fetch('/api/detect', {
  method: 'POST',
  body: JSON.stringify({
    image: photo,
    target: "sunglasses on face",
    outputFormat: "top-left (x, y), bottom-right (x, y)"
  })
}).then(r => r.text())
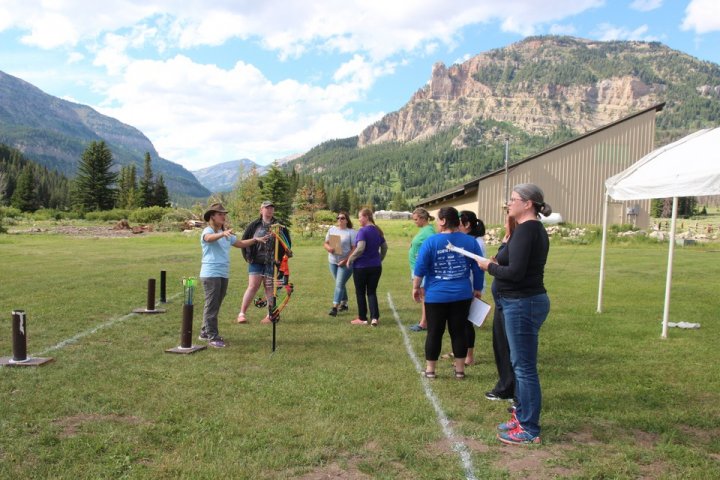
top-left (337, 216), bottom-right (346, 220)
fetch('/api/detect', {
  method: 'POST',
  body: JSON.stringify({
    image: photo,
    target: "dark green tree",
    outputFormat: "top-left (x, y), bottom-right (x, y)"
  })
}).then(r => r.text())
top-left (152, 174), bottom-right (170, 207)
top-left (116, 164), bottom-right (138, 209)
top-left (138, 152), bottom-right (154, 208)
top-left (72, 141), bottom-right (117, 211)
top-left (10, 167), bottom-right (38, 212)
top-left (261, 162), bottom-right (292, 225)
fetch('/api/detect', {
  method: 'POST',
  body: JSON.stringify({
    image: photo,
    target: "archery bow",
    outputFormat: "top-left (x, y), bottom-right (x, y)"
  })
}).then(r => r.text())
top-left (254, 223), bottom-right (293, 324)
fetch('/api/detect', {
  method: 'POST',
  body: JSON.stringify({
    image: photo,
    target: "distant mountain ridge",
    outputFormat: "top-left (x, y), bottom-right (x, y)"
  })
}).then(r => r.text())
top-left (0, 70), bottom-right (210, 199)
top-left (192, 159), bottom-right (260, 193)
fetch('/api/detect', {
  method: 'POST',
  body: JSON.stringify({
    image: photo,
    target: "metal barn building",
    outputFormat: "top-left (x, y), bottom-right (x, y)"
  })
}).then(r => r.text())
top-left (416, 103), bottom-right (665, 228)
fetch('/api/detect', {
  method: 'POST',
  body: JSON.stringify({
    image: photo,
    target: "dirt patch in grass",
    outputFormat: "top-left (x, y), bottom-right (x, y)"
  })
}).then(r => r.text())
top-left (292, 461), bottom-right (373, 480)
top-left (53, 413), bottom-right (147, 438)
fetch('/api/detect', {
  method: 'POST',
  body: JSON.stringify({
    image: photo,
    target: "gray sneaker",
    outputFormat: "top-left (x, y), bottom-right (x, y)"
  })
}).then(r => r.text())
top-left (208, 337), bottom-right (226, 348)
top-left (198, 332), bottom-right (209, 341)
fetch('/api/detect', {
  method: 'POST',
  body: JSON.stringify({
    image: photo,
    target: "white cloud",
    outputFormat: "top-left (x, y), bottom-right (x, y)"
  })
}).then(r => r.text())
top-left (682, 0), bottom-right (720, 33)
top-left (67, 52), bottom-right (85, 64)
top-left (630, 0), bottom-right (662, 12)
top-left (95, 55), bottom-right (384, 168)
top-left (593, 23), bottom-right (658, 42)
top-left (549, 23), bottom-right (577, 35)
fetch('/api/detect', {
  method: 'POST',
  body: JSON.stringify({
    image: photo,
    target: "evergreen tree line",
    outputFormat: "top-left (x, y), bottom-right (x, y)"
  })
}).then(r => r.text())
top-left (0, 141), bottom-right (169, 213)
top-left (0, 143), bottom-right (71, 211)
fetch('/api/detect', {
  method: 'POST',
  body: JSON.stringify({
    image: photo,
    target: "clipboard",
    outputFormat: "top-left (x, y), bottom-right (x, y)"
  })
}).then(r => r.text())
top-left (328, 234), bottom-right (342, 254)
top-left (468, 298), bottom-right (491, 327)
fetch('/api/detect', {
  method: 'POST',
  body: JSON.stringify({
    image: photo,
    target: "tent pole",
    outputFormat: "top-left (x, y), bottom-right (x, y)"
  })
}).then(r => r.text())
top-left (597, 192), bottom-right (610, 313)
top-left (661, 197), bottom-right (678, 339)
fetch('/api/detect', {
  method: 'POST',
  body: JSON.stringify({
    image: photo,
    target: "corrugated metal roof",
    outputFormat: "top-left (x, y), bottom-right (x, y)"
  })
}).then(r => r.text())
top-left (418, 103), bottom-right (665, 206)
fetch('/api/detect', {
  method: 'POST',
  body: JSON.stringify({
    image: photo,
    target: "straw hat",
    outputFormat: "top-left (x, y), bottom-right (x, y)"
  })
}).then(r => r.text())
top-left (203, 203), bottom-right (228, 222)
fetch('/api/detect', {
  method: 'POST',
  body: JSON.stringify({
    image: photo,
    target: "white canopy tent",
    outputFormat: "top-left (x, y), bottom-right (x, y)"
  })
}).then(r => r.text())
top-left (597, 127), bottom-right (720, 338)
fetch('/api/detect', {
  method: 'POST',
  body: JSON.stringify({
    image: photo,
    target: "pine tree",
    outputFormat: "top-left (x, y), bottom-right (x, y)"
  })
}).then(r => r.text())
top-left (138, 152), bottom-right (154, 208)
top-left (116, 164), bottom-right (138, 209)
top-left (11, 167), bottom-right (38, 212)
top-left (230, 167), bottom-right (264, 228)
top-left (72, 141), bottom-right (117, 211)
top-left (261, 162), bottom-right (292, 225)
top-left (152, 175), bottom-right (170, 207)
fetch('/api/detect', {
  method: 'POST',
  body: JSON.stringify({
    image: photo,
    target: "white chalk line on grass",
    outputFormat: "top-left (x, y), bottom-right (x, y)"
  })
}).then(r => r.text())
top-left (33, 292), bottom-right (183, 356)
top-left (387, 292), bottom-right (478, 480)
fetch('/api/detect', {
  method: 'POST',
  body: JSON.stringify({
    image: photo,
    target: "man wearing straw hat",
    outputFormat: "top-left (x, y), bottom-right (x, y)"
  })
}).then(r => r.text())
top-left (199, 203), bottom-right (269, 347)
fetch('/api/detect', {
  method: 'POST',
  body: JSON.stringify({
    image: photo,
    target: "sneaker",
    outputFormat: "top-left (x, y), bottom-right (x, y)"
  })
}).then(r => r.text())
top-left (339, 304), bottom-right (349, 312)
top-left (208, 337), bottom-right (226, 348)
top-left (328, 307), bottom-right (338, 317)
top-left (497, 412), bottom-right (519, 432)
top-left (497, 426), bottom-right (541, 445)
top-left (409, 324), bottom-right (426, 332)
top-left (370, 319), bottom-right (378, 327)
top-left (198, 332), bottom-right (209, 341)
top-left (485, 391), bottom-right (513, 401)
top-left (350, 318), bottom-right (368, 325)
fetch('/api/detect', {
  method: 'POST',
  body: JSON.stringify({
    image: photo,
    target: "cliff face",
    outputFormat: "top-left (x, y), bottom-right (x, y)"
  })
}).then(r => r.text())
top-left (358, 36), bottom-right (718, 147)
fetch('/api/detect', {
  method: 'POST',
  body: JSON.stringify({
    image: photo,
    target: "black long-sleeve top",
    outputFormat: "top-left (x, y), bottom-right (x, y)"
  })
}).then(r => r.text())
top-left (488, 220), bottom-right (549, 298)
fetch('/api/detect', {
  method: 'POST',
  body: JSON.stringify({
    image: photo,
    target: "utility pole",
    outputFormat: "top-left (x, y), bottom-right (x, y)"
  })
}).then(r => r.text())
top-left (503, 136), bottom-right (510, 205)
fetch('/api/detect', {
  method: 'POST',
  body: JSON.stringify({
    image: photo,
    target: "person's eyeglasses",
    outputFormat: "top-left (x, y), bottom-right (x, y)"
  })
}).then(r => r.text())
top-left (508, 197), bottom-right (525, 204)
top-left (337, 216), bottom-right (346, 220)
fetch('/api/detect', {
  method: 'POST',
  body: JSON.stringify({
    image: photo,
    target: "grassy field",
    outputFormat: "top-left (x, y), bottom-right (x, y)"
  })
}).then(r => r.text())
top-left (0, 223), bottom-right (719, 479)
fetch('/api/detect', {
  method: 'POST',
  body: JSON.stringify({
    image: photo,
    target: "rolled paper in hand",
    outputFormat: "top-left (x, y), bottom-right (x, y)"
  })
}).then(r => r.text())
top-left (445, 241), bottom-right (489, 263)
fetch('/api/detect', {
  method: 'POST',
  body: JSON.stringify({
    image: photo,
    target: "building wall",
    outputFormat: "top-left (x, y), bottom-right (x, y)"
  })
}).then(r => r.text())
top-left (423, 108), bottom-right (658, 227)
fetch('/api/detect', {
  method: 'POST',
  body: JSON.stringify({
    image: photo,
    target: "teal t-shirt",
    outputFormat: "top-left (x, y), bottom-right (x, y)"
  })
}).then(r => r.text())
top-left (409, 224), bottom-right (435, 271)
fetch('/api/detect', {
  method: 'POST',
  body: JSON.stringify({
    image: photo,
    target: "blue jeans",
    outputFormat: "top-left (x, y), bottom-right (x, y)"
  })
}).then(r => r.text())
top-left (498, 293), bottom-right (550, 437)
top-left (329, 263), bottom-right (353, 305)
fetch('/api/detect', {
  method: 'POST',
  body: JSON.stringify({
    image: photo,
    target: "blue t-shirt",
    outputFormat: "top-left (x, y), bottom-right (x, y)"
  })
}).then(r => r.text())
top-left (414, 231), bottom-right (485, 303)
top-left (199, 226), bottom-right (237, 278)
top-left (354, 225), bottom-right (385, 269)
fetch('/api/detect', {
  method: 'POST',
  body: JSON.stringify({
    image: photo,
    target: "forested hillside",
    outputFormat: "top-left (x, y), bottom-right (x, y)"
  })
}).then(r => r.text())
top-left (292, 120), bottom-right (575, 207)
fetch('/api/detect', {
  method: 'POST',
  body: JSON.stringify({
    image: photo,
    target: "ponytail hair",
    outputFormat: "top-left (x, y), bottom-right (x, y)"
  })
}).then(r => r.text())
top-left (460, 210), bottom-right (485, 237)
top-left (359, 207), bottom-right (383, 237)
top-left (513, 183), bottom-right (553, 218)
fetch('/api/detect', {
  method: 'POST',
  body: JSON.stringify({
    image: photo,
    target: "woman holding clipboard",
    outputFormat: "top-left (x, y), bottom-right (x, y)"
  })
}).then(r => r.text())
top-left (323, 210), bottom-right (357, 317)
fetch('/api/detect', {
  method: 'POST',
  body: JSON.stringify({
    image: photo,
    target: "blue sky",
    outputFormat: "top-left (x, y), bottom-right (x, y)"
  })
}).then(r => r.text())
top-left (0, 0), bottom-right (718, 170)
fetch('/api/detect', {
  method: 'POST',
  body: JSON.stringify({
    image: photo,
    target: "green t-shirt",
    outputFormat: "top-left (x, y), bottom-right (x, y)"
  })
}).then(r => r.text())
top-left (409, 224), bottom-right (435, 271)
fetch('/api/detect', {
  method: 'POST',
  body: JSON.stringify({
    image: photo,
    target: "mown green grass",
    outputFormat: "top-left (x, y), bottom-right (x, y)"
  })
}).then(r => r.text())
top-left (0, 226), bottom-right (718, 479)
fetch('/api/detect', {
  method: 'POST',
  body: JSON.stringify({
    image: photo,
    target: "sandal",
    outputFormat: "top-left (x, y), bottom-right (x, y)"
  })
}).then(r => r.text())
top-left (454, 370), bottom-right (466, 380)
top-left (423, 371), bottom-right (436, 379)
top-left (236, 313), bottom-right (248, 324)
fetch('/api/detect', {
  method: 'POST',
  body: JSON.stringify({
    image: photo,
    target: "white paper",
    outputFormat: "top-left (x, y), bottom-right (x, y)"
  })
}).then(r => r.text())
top-left (468, 298), bottom-right (491, 327)
top-left (446, 241), bottom-right (488, 263)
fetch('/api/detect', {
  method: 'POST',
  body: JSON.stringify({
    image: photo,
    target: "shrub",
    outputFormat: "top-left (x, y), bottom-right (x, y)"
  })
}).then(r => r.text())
top-left (129, 206), bottom-right (171, 224)
top-left (156, 208), bottom-right (195, 232)
top-left (314, 210), bottom-right (336, 223)
top-left (0, 206), bottom-right (23, 219)
top-left (31, 208), bottom-right (64, 221)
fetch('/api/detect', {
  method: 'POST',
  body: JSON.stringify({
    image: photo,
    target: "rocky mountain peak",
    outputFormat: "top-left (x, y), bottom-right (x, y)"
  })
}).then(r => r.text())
top-left (358, 36), bottom-right (714, 148)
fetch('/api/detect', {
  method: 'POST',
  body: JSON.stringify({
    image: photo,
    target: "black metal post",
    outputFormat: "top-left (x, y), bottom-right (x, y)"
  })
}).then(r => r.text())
top-left (12, 310), bottom-right (27, 362)
top-left (160, 271), bottom-right (167, 303)
top-left (180, 304), bottom-right (193, 349)
top-left (146, 278), bottom-right (156, 311)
